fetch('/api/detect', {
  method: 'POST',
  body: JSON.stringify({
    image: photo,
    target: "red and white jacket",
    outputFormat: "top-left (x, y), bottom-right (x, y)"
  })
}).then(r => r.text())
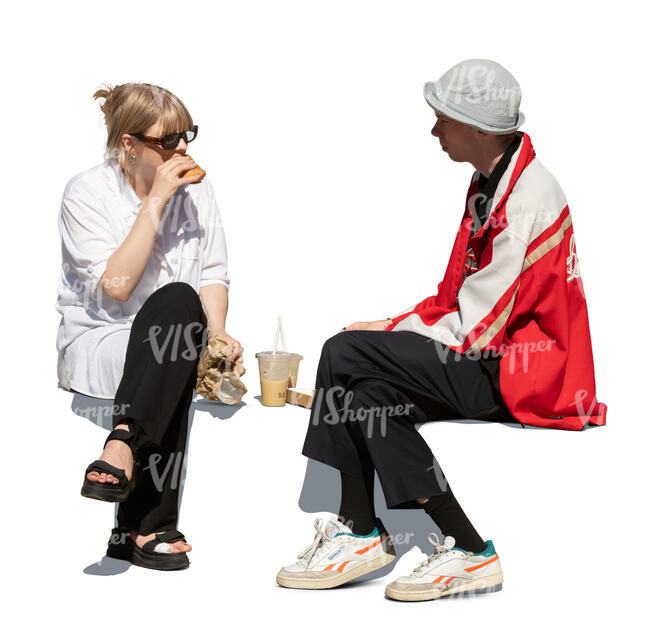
top-left (386, 132), bottom-right (607, 431)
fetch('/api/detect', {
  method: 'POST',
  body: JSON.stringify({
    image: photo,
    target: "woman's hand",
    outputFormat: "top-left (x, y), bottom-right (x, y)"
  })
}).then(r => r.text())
top-left (214, 331), bottom-right (243, 363)
top-left (339, 319), bottom-right (392, 333)
top-left (147, 155), bottom-right (201, 209)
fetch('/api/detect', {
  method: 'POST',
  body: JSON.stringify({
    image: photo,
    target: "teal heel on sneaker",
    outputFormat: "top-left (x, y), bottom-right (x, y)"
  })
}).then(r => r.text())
top-left (385, 533), bottom-right (504, 602)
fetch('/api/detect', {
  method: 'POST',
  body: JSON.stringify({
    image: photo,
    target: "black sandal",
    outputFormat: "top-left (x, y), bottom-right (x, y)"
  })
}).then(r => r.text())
top-left (133, 529), bottom-right (190, 570)
top-left (105, 528), bottom-right (190, 570)
top-left (81, 428), bottom-right (137, 503)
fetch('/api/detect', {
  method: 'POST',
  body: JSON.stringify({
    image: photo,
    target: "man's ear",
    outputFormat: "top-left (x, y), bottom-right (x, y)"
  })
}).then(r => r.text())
top-left (471, 129), bottom-right (490, 149)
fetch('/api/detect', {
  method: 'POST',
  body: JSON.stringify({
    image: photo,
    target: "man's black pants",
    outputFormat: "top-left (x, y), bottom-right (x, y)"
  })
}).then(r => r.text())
top-left (302, 329), bottom-right (515, 509)
top-left (112, 282), bottom-right (207, 535)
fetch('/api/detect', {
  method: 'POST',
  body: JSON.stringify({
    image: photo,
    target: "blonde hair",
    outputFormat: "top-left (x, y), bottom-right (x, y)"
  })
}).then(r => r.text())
top-left (93, 82), bottom-right (194, 175)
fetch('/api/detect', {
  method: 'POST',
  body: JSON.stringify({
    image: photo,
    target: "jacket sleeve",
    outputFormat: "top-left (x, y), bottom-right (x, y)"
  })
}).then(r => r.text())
top-left (387, 279), bottom-right (444, 326)
top-left (387, 204), bottom-right (535, 354)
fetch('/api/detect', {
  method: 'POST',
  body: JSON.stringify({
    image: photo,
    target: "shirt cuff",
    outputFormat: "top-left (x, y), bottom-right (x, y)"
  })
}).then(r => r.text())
top-left (87, 259), bottom-right (109, 304)
top-left (199, 279), bottom-right (230, 291)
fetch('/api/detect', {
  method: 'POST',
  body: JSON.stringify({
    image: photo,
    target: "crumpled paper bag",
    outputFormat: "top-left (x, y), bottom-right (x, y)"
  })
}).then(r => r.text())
top-left (195, 334), bottom-right (247, 404)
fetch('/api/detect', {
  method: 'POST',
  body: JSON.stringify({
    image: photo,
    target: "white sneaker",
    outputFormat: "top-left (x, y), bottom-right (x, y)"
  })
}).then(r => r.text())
top-left (385, 533), bottom-right (503, 602)
top-left (276, 516), bottom-right (396, 589)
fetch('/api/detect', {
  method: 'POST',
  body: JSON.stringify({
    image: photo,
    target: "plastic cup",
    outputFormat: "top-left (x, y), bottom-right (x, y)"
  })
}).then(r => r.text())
top-left (255, 351), bottom-right (292, 406)
top-left (287, 353), bottom-right (303, 388)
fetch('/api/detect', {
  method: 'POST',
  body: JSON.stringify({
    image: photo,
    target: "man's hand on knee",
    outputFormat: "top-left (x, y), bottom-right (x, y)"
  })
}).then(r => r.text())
top-left (340, 319), bottom-right (392, 333)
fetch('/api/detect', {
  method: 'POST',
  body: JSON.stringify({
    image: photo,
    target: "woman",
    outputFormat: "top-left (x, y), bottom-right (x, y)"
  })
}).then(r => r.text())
top-left (56, 82), bottom-right (242, 570)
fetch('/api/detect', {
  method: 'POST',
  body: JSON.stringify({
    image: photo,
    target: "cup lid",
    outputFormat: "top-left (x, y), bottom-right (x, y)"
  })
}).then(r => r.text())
top-left (255, 351), bottom-right (293, 359)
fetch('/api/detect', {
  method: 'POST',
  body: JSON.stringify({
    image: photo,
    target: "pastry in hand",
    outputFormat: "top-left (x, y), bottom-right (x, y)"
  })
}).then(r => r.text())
top-left (182, 156), bottom-right (206, 182)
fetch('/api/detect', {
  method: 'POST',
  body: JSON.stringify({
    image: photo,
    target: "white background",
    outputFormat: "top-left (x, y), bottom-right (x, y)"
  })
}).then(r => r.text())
top-left (2, 1), bottom-right (646, 621)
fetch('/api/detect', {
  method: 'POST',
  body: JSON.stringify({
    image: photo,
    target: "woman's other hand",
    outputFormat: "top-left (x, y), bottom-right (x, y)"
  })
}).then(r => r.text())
top-left (218, 332), bottom-right (243, 363)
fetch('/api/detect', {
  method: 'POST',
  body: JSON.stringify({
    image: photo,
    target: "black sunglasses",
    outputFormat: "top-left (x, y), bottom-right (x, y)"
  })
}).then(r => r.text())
top-left (130, 125), bottom-right (198, 150)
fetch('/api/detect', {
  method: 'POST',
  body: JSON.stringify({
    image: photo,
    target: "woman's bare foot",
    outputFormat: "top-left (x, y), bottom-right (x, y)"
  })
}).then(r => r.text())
top-left (86, 423), bottom-right (133, 485)
top-left (131, 530), bottom-right (192, 553)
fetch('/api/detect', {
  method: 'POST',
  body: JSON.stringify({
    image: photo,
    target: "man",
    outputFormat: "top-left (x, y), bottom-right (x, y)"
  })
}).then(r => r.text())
top-left (276, 59), bottom-right (607, 602)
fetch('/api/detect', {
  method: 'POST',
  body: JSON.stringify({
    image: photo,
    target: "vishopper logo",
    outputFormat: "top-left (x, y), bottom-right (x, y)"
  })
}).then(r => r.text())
top-left (426, 456), bottom-right (449, 493)
top-left (462, 196), bottom-right (560, 235)
top-left (151, 192), bottom-right (202, 236)
top-left (569, 388), bottom-right (606, 425)
top-left (142, 451), bottom-right (186, 492)
top-left (439, 63), bottom-right (520, 118)
top-left (335, 516), bottom-right (355, 532)
top-left (466, 192), bottom-right (492, 233)
top-left (500, 338), bottom-right (557, 375)
top-left (132, 191), bottom-right (204, 237)
top-left (73, 402), bottom-right (130, 427)
top-left (335, 515), bottom-right (415, 544)
top-left (108, 530), bottom-right (129, 546)
top-left (61, 261), bottom-right (131, 308)
top-left (310, 386), bottom-right (414, 439)
top-left (148, 84), bottom-right (166, 108)
top-left (143, 322), bottom-right (208, 364)
top-left (386, 531), bottom-right (415, 545)
top-left (432, 338), bottom-right (557, 375)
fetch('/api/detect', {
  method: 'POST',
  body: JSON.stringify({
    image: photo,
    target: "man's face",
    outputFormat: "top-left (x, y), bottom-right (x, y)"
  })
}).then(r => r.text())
top-left (430, 112), bottom-right (479, 162)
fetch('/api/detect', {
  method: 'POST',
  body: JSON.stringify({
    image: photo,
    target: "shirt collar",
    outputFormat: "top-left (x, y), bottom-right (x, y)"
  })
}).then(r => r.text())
top-left (477, 131), bottom-right (523, 202)
top-left (108, 157), bottom-right (142, 214)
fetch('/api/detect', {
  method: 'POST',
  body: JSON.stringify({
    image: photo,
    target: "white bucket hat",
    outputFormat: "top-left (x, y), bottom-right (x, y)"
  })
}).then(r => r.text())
top-left (424, 59), bottom-right (525, 134)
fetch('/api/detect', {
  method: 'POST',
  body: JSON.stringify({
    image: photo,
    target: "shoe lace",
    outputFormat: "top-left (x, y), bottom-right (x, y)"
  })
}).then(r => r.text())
top-left (413, 533), bottom-right (451, 574)
top-left (297, 518), bottom-right (333, 569)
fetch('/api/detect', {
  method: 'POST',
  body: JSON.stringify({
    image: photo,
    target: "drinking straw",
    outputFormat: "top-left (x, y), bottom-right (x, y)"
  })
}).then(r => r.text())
top-left (273, 316), bottom-right (287, 354)
top-left (278, 316), bottom-right (287, 351)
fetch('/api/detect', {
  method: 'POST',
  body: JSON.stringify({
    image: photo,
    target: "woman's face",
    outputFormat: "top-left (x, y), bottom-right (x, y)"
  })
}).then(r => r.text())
top-left (122, 114), bottom-right (189, 181)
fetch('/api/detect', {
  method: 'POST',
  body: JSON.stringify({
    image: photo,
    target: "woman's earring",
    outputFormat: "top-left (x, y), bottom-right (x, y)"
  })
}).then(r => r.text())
top-left (130, 153), bottom-right (136, 164)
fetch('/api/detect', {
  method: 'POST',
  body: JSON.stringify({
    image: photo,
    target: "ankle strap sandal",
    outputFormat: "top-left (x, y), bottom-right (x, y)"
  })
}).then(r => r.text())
top-left (80, 428), bottom-right (138, 504)
top-left (130, 529), bottom-right (190, 571)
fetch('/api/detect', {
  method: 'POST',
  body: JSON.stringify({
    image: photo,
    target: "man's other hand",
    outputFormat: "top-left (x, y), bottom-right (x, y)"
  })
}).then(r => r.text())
top-left (339, 319), bottom-right (392, 333)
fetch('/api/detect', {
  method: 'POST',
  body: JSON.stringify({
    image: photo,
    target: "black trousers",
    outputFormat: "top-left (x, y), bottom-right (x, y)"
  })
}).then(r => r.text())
top-left (302, 330), bottom-right (515, 509)
top-left (112, 282), bottom-right (207, 535)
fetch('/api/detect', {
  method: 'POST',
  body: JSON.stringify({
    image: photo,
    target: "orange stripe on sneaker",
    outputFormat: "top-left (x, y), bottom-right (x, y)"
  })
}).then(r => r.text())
top-left (444, 576), bottom-right (454, 584)
top-left (323, 563), bottom-right (336, 571)
top-left (432, 576), bottom-right (445, 583)
top-left (354, 537), bottom-right (382, 555)
top-left (337, 561), bottom-right (351, 572)
top-left (464, 555), bottom-right (499, 573)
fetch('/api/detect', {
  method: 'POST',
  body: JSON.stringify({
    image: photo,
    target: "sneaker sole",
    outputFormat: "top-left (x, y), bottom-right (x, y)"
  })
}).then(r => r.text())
top-left (385, 571), bottom-right (503, 602)
top-left (277, 551), bottom-right (396, 589)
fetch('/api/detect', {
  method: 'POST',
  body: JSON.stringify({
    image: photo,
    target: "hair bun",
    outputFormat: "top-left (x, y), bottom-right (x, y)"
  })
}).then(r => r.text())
top-left (93, 83), bottom-right (116, 118)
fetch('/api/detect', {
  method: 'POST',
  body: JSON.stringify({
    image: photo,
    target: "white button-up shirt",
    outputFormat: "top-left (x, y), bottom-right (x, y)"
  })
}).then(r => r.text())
top-left (55, 157), bottom-right (229, 398)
